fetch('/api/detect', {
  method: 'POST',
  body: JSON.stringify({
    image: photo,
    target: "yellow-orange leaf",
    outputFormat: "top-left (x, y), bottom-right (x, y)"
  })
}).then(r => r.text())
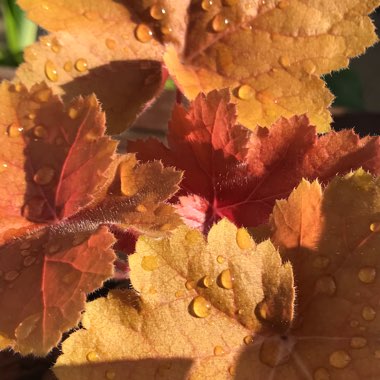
top-left (247, 170), bottom-right (380, 378)
top-left (53, 220), bottom-right (294, 379)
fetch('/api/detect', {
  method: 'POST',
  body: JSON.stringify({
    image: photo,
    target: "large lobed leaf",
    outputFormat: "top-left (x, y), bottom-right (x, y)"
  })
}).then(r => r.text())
top-left (129, 90), bottom-right (380, 233)
top-left (0, 82), bottom-right (182, 355)
top-left (54, 170), bottom-right (380, 379)
top-left (17, 0), bottom-right (380, 133)
top-left (53, 219), bottom-right (294, 379)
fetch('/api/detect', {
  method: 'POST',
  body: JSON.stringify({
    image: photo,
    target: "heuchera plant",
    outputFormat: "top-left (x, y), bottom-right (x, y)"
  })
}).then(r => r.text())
top-left (1, 1), bottom-right (380, 379)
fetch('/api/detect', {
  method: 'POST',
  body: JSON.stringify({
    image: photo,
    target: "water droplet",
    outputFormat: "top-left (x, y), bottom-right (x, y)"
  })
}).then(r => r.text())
top-left (217, 255), bottom-right (225, 264)
top-left (86, 351), bottom-right (99, 362)
top-left (160, 223), bottom-right (171, 231)
top-left (303, 60), bottom-right (316, 75)
top-left (314, 275), bottom-right (336, 296)
top-left (370, 221), bottom-right (380, 232)
top-left (135, 204), bottom-right (147, 213)
top-left (14, 83), bottom-right (23, 92)
top-left (362, 305), bottom-right (376, 321)
top-left (236, 228), bottom-right (253, 249)
top-left (47, 242), bottom-right (61, 254)
top-left (214, 345), bottom-right (224, 355)
top-left (20, 241), bottom-right (32, 250)
top-left (329, 350), bottom-right (351, 369)
top-left (374, 350), bottom-right (380, 359)
top-left (33, 166), bottom-right (55, 185)
top-left (23, 256), bottom-right (36, 267)
top-left (358, 267), bottom-right (376, 284)
top-left (141, 255), bottom-right (158, 271)
top-left (278, 0), bottom-right (289, 9)
top-left (279, 55), bottom-right (291, 68)
top-left (350, 319), bottom-right (359, 328)
top-left (350, 336), bottom-right (367, 349)
top-left (218, 269), bottom-right (234, 289)
top-left (0, 163), bottom-right (8, 173)
top-left (75, 58), bottom-right (88, 72)
top-left (243, 335), bottom-right (253, 345)
top-left (33, 125), bottom-right (48, 139)
top-left (212, 14), bottom-right (229, 32)
top-left (200, 275), bottom-right (213, 288)
top-left (27, 112), bottom-right (36, 120)
top-left (256, 90), bottom-right (274, 104)
top-left (7, 123), bottom-right (23, 138)
top-left (105, 370), bottom-right (116, 380)
top-left (228, 365), bottom-right (236, 376)
top-left (185, 280), bottom-right (195, 290)
top-left (34, 88), bottom-right (51, 102)
top-left (16, 313), bottom-right (41, 340)
top-left (44, 60), bottom-right (59, 82)
top-left (223, 0), bottom-right (238, 6)
top-left (5, 270), bottom-right (19, 281)
top-left (135, 24), bottom-right (153, 43)
top-left (237, 84), bottom-right (255, 100)
top-left (66, 108), bottom-right (78, 121)
top-left (105, 38), bottom-right (116, 50)
top-left (160, 25), bottom-right (172, 36)
top-left (313, 255), bottom-right (330, 269)
top-left (175, 290), bottom-right (184, 298)
top-left (63, 61), bottom-right (73, 72)
top-left (313, 367), bottom-right (330, 380)
top-left (23, 197), bottom-right (45, 218)
top-left (51, 38), bottom-right (61, 53)
top-left (189, 296), bottom-right (211, 318)
top-left (259, 337), bottom-right (292, 367)
top-left (150, 5), bottom-right (166, 20)
top-left (201, 0), bottom-right (213, 11)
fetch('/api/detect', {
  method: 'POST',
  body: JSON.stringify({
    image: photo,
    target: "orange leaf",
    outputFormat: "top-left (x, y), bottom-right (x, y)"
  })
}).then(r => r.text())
top-left (0, 82), bottom-right (182, 355)
top-left (53, 220), bottom-right (294, 379)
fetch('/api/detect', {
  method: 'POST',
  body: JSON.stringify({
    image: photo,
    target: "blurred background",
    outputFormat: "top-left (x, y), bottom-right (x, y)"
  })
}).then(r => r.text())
top-left (0, 0), bottom-right (379, 134)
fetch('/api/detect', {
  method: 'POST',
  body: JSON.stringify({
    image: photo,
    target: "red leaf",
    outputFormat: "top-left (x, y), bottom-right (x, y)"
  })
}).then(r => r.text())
top-left (129, 90), bottom-right (380, 232)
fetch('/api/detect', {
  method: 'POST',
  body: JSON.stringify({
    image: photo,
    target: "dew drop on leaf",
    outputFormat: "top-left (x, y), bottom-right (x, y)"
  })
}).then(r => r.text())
top-left (361, 306), bottom-right (376, 321)
top-left (216, 255), bottom-right (225, 264)
top-left (135, 24), bottom-right (153, 43)
top-left (201, 0), bottom-right (213, 11)
top-left (314, 275), bottom-right (336, 296)
top-left (68, 107), bottom-right (79, 119)
top-left (0, 163), bottom-right (8, 173)
top-left (33, 166), bottom-right (55, 185)
top-left (105, 370), bottom-right (116, 380)
top-left (135, 204), bottom-right (147, 213)
top-left (200, 275), bottom-right (213, 288)
top-left (350, 336), bottom-right (367, 349)
top-left (7, 123), bottom-right (23, 138)
top-left (243, 335), bottom-right (253, 345)
top-left (27, 112), bottom-right (36, 120)
top-left (23, 256), bottom-right (36, 267)
top-left (63, 61), bottom-right (73, 72)
top-left (236, 228), bottom-right (253, 249)
top-left (279, 55), bottom-right (291, 68)
top-left (105, 38), bottom-right (116, 50)
top-left (190, 296), bottom-right (211, 318)
top-left (44, 59), bottom-right (59, 82)
top-left (175, 290), bottom-right (184, 298)
top-left (212, 14), bottom-right (230, 32)
top-left (86, 351), bottom-right (100, 362)
top-left (75, 58), bottom-right (88, 72)
top-left (34, 88), bottom-right (51, 103)
top-left (4, 270), bottom-right (19, 281)
top-left (141, 255), bottom-right (159, 271)
top-left (278, 0), bottom-right (289, 9)
top-left (228, 365), bottom-right (236, 376)
top-left (358, 267), bottom-right (376, 283)
top-left (313, 367), bottom-right (330, 380)
top-left (150, 5), bottom-right (166, 20)
top-left (51, 39), bottom-right (61, 53)
top-left (160, 24), bottom-right (172, 36)
top-left (213, 345), bottom-right (224, 356)
top-left (312, 255), bottom-right (330, 270)
top-left (185, 280), bottom-right (195, 290)
top-left (34, 125), bottom-right (48, 139)
top-left (218, 269), bottom-right (234, 289)
top-left (329, 350), bottom-right (351, 369)
top-left (237, 84), bottom-right (255, 100)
